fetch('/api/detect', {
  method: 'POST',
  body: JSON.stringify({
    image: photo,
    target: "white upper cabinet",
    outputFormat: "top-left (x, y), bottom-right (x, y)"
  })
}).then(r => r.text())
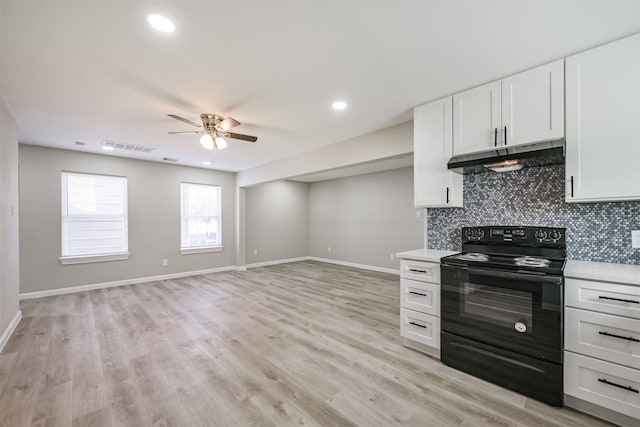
top-left (414, 97), bottom-right (463, 208)
top-left (453, 81), bottom-right (501, 155)
top-left (502, 60), bottom-right (564, 146)
top-left (565, 34), bottom-right (640, 203)
top-left (453, 60), bottom-right (564, 156)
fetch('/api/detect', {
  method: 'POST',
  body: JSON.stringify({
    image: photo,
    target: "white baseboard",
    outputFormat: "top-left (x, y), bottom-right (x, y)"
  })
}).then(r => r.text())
top-left (0, 310), bottom-right (22, 353)
top-left (20, 257), bottom-right (399, 301)
top-left (19, 265), bottom-right (239, 300)
top-left (245, 257), bottom-right (309, 269)
top-left (307, 257), bottom-right (400, 275)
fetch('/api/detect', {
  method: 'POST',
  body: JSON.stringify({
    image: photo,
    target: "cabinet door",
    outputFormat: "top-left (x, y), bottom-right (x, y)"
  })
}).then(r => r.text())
top-left (566, 34), bottom-right (640, 202)
top-left (502, 60), bottom-right (564, 146)
top-left (414, 97), bottom-right (463, 208)
top-left (453, 81), bottom-right (501, 155)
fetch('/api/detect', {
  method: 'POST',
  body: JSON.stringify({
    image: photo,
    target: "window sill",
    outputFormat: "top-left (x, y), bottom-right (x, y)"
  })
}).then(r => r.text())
top-left (180, 245), bottom-right (223, 255)
top-left (59, 252), bottom-right (130, 265)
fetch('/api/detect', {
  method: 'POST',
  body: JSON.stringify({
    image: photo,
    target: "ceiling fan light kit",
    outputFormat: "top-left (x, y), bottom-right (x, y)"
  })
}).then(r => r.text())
top-left (199, 133), bottom-right (214, 150)
top-left (168, 113), bottom-right (257, 152)
top-left (214, 135), bottom-right (228, 149)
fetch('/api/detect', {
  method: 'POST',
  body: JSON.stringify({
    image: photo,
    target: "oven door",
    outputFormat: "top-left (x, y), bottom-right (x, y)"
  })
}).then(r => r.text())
top-left (441, 264), bottom-right (563, 363)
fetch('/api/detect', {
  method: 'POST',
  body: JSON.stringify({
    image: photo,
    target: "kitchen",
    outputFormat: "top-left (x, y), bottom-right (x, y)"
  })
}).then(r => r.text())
top-left (398, 32), bottom-right (640, 426)
top-left (1, 1), bottom-right (639, 426)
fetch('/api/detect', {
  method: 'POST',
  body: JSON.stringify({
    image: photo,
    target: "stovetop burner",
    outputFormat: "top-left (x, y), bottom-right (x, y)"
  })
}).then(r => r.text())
top-left (514, 256), bottom-right (551, 268)
top-left (455, 252), bottom-right (489, 262)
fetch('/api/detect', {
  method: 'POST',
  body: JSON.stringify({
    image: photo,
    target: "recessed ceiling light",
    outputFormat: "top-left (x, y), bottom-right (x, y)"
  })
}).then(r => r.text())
top-left (332, 101), bottom-right (347, 110)
top-left (202, 161), bottom-right (212, 166)
top-left (148, 14), bottom-right (175, 33)
top-left (101, 145), bottom-right (114, 151)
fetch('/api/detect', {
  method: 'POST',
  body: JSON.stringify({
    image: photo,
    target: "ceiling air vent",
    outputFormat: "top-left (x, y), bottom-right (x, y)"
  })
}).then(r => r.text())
top-left (162, 157), bottom-right (179, 162)
top-left (101, 140), bottom-right (155, 153)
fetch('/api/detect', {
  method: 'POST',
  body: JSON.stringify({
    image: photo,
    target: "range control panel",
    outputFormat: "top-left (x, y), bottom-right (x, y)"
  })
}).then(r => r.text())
top-left (462, 226), bottom-right (566, 246)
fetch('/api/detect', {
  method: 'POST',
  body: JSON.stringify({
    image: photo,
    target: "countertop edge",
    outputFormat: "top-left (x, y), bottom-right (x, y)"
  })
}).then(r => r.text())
top-left (395, 249), bottom-right (458, 264)
top-left (564, 259), bottom-right (640, 287)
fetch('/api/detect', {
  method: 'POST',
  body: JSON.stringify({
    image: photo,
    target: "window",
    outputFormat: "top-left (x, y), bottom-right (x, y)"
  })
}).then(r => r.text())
top-left (61, 172), bottom-right (128, 264)
top-left (180, 182), bottom-right (222, 253)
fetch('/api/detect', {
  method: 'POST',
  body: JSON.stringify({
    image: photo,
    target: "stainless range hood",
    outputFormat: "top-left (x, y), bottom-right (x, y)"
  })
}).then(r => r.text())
top-left (447, 139), bottom-right (565, 174)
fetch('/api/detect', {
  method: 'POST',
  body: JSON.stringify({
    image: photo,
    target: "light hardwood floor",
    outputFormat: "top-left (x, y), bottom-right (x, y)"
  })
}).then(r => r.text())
top-left (0, 261), bottom-right (614, 427)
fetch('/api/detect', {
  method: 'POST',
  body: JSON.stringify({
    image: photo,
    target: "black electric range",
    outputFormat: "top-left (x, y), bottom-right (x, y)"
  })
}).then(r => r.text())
top-left (440, 226), bottom-right (567, 407)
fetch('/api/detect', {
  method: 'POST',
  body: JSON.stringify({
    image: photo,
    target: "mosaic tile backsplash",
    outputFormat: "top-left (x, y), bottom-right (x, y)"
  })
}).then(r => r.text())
top-left (427, 164), bottom-right (640, 265)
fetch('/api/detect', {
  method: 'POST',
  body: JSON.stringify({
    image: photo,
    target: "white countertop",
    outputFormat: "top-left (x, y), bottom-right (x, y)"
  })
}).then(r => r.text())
top-left (395, 248), bottom-right (458, 263)
top-left (565, 260), bottom-right (640, 286)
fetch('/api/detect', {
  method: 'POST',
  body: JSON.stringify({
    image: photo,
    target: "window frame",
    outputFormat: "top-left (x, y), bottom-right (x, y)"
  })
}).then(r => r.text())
top-left (59, 171), bottom-right (130, 265)
top-left (180, 182), bottom-right (223, 255)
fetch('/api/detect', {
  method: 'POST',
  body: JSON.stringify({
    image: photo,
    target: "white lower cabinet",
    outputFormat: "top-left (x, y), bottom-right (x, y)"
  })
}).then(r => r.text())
top-left (565, 352), bottom-right (640, 419)
top-left (401, 278), bottom-right (439, 316)
top-left (565, 276), bottom-right (640, 425)
top-left (565, 278), bottom-right (640, 320)
top-left (565, 307), bottom-right (640, 369)
top-left (399, 259), bottom-right (442, 358)
top-left (400, 308), bottom-right (440, 349)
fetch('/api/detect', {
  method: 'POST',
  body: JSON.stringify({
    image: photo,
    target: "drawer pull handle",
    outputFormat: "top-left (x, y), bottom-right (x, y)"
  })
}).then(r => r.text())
top-left (598, 331), bottom-right (640, 343)
top-left (409, 321), bottom-right (427, 329)
top-left (409, 291), bottom-right (428, 297)
top-left (597, 378), bottom-right (639, 394)
top-left (598, 296), bottom-right (639, 304)
top-left (408, 268), bottom-right (428, 274)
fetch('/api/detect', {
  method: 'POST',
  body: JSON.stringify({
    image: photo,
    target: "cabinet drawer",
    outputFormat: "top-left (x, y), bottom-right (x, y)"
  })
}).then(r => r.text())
top-left (565, 351), bottom-right (640, 419)
top-left (400, 259), bottom-right (440, 283)
top-left (401, 279), bottom-right (440, 316)
top-left (566, 278), bottom-right (640, 320)
top-left (400, 308), bottom-right (440, 350)
top-left (566, 307), bottom-right (640, 369)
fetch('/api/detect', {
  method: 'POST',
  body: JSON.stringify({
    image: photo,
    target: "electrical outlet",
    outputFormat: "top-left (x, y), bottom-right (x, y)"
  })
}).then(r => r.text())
top-left (253, 249), bottom-right (258, 256)
top-left (162, 259), bottom-right (168, 267)
top-left (632, 230), bottom-right (640, 249)
top-left (390, 253), bottom-right (395, 260)
top-left (328, 246), bottom-right (332, 253)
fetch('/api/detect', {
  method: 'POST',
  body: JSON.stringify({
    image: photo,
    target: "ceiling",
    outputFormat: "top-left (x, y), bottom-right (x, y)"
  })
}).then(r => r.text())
top-left (1, 1), bottom-right (639, 174)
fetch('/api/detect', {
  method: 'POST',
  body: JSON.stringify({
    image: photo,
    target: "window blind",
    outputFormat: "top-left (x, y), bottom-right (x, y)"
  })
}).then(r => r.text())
top-left (61, 172), bottom-right (128, 257)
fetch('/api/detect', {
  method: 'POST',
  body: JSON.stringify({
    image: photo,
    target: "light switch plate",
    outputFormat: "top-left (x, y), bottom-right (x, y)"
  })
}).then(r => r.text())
top-left (632, 230), bottom-right (640, 249)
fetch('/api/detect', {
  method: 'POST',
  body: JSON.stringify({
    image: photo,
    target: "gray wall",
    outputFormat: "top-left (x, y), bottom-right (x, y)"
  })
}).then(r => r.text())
top-left (19, 145), bottom-right (237, 293)
top-left (245, 180), bottom-right (309, 264)
top-left (427, 164), bottom-right (640, 264)
top-left (0, 98), bottom-right (20, 337)
top-left (308, 167), bottom-right (424, 270)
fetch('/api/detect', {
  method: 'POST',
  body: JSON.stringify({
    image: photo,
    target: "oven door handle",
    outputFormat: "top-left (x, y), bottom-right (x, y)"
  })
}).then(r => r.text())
top-left (445, 265), bottom-right (563, 285)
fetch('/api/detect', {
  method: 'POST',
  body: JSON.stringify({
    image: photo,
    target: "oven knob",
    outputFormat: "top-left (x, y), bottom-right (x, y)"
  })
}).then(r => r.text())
top-left (514, 322), bottom-right (527, 333)
top-left (477, 230), bottom-right (484, 239)
top-left (535, 230), bottom-right (547, 240)
top-left (550, 231), bottom-right (562, 241)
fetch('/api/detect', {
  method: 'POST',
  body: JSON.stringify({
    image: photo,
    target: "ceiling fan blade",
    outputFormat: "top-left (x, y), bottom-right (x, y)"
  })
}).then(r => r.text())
top-left (226, 132), bottom-right (258, 142)
top-left (167, 114), bottom-right (201, 128)
top-left (218, 117), bottom-right (241, 131)
top-left (168, 131), bottom-right (203, 134)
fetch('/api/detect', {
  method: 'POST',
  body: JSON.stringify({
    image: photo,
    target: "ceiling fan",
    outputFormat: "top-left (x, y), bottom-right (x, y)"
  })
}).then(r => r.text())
top-left (167, 113), bottom-right (258, 151)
